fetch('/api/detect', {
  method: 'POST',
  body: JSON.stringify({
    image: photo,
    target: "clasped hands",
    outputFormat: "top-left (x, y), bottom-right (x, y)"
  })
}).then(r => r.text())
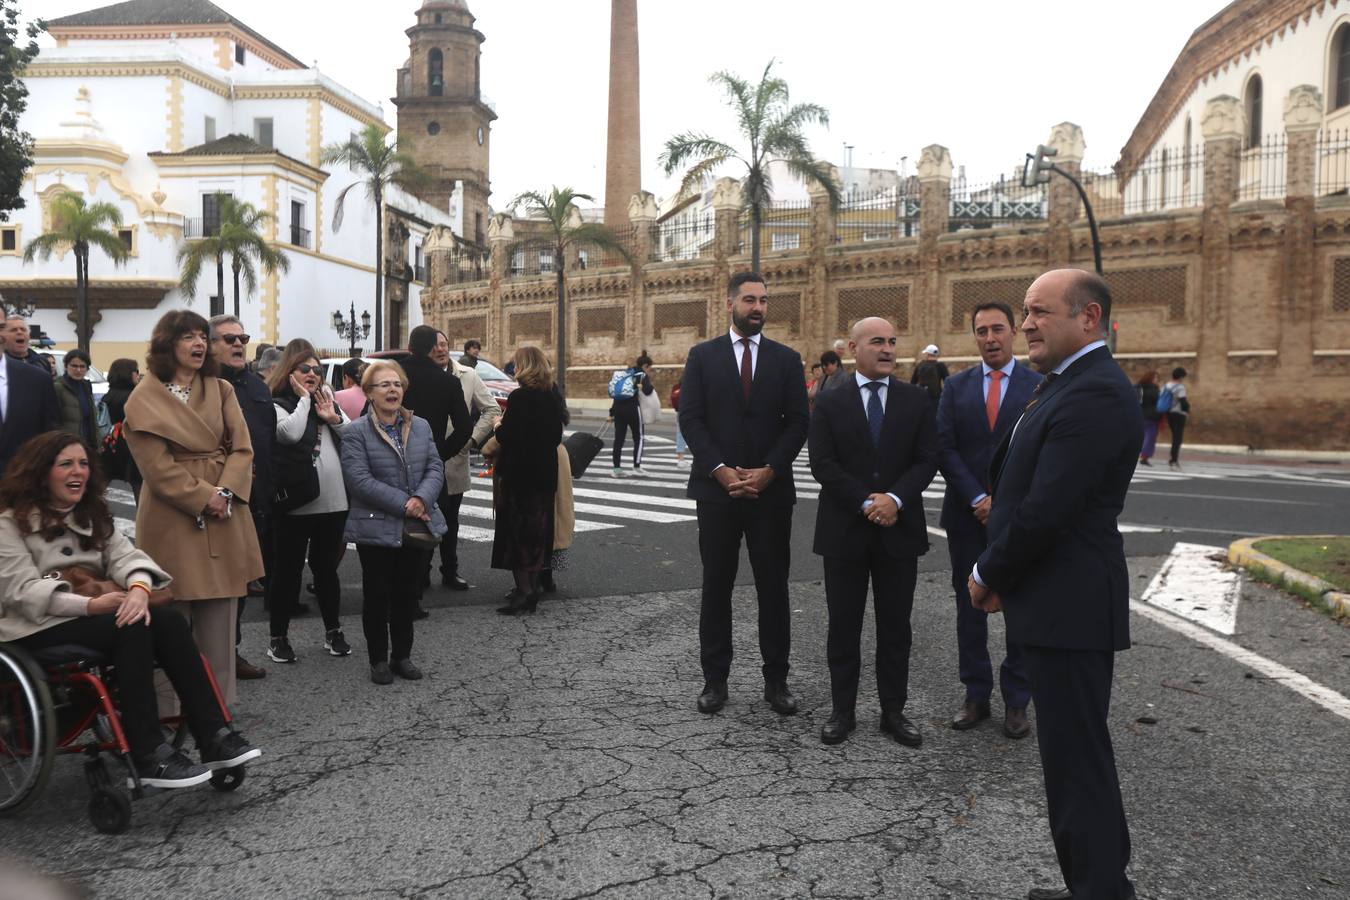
top-left (713, 465), bottom-right (775, 499)
top-left (863, 493), bottom-right (898, 527)
top-left (404, 496), bottom-right (431, 521)
top-left (87, 586), bottom-right (153, 628)
top-left (967, 575), bottom-right (1003, 614)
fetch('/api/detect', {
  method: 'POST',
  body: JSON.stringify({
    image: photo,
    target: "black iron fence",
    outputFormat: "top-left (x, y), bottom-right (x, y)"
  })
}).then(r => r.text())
top-left (1081, 143), bottom-right (1206, 217)
top-left (655, 216), bottom-right (716, 261)
top-left (575, 224), bottom-right (639, 271)
top-left (1315, 130), bottom-right (1350, 195)
top-left (737, 200), bottom-right (811, 256)
top-left (836, 189), bottom-right (920, 244)
top-left (289, 225), bottom-right (311, 249)
top-left (946, 177), bottom-right (1047, 231)
top-left (183, 217), bottom-right (217, 239)
top-left (448, 247), bottom-right (489, 284)
top-left (1236, 134), bottom-right (1287, 201)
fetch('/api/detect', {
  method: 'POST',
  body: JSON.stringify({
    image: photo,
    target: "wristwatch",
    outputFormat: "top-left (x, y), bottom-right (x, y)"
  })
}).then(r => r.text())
top-left (217, 488), bottom-right (234, 500)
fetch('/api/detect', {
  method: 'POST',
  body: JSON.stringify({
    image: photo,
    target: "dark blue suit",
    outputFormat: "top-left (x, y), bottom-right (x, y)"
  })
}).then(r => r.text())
top-left (936, 359), bottom-right (1040, 708)
top-left (977, 345), bottom-right (1141, 899)
top-left (0, 354), bottom-right (60, 476)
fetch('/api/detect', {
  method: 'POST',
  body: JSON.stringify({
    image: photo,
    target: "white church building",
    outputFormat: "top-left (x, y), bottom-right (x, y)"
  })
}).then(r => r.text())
top-left (2, 0), bottom-right (459, 365)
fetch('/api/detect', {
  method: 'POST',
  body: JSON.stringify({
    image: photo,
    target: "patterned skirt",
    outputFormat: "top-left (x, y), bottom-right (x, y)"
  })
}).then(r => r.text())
top-left (490, 480), bottom-right (555, 572)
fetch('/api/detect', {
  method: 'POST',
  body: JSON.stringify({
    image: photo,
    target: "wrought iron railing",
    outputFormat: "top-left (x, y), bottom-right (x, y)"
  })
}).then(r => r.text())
top-left (289, 225), bottom-right (311, 249)
top-left (1082, 144), bottom-right (1205, 217)
top-left (946, 177), bottom-right (1048, 231)
top-left (836, 188), bottom-right (920, 244)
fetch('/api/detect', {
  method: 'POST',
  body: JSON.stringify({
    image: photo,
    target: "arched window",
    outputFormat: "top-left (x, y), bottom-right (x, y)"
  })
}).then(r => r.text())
top-left (1183, 116), bottom-right (1192, 185)
top-left (428, 48), bottom-right (443, 97)
top-left (1245, 74), bottom-right (1263, 148)
top-left (1336, 25), bottom-right (1350, 109)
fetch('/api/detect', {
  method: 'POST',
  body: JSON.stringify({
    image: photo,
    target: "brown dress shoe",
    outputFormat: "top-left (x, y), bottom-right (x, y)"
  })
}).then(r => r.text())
top-left (236, 655), bottom-right (266, 680)
top-left (1026, 888), bottom-right (1071, 900)
top-left (951, 699), bottom-right (991, 731)
top-left (1003, 706), bottom-right (1031, 739)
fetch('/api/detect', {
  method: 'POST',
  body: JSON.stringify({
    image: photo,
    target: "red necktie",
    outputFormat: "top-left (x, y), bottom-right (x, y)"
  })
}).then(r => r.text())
top-left (986, 370), bottom-right (1003, 430)
top-left (740, 338), bottom-right (753, 402)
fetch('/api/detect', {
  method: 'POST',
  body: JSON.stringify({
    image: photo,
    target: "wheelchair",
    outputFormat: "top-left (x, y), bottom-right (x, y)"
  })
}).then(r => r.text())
top-left (0, 640), bottom-right (249, 834)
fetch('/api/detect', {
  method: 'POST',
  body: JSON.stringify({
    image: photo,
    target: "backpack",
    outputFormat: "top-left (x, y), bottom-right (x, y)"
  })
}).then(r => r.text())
top-left (1155, 384), bottom-right (1175, 415)
top-left (913, 360), bottom-right (943, 400)
top-left (607, 368), bottom-right (639, 400)
top-left (95, 398), bottom-right (112, 442)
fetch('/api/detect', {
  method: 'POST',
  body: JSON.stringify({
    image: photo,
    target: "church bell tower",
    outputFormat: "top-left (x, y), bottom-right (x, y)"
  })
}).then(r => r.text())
top-left (393, 0), bottom-right (495, 246)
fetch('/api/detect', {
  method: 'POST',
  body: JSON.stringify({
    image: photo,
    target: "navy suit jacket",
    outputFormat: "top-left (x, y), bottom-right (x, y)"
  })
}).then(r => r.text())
top-left (0, 354), bottom-right (60, 475)
top-left (976, 346), bottom-right (1143, 652)
top-left (808, 376), bottom-right (938, 559)
top-left (936, 360), bottom-right (1042, 536)
top-left (677, 332), bottom-right (809, 505)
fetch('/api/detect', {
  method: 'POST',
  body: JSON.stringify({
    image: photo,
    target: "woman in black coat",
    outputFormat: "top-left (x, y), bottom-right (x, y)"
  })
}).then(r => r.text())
top-left (101, 358), bottom-right (144, 499)
top-left (491, 346), bottom-right (564, 615)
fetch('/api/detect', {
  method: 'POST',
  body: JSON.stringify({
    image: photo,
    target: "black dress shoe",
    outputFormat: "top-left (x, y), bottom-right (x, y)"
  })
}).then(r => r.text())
top-left (539, 572), bottom-right (557, 593)
top-left (763, 680), bottom-right (798, 716)
top-left (952, 699), bottom-right (991, 731)
top-left (411, 606), bottom-right (430, 621)
top-left (1003, 706), bottom-right (1031, 739)
top-left (1026, 888), bottom-right (1071, 900)
top-left (819, 710), bottom-right (856, 745)
top-left (442, 573), bottom-right (470, 591)
top-left (880, 710), bottom-right (922, 747)
top-left (496, 592), bottom-right (539, 616)
top-left (696, 681), bottom-right (727, 714)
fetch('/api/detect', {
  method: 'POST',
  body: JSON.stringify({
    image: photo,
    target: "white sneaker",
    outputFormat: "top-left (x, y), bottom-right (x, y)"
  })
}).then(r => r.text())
top-left (632, 467), bottom-right (652, 477)
top-left (611, 467), bottom-right (628, 478)
top-left (675, 458), bottom-right (690, 469)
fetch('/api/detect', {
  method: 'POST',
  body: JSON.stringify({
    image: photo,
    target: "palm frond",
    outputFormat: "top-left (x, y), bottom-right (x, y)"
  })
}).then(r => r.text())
top-left (782, 157), bottom-right (842, 210)
top-left (674, 154), bottom-right (736, 204)
top-left (331, 182), bottom-right (359, 233)
top-left (235, 254), bottom-right (260, 298)
top-left (85, 231), bottom-right (129, 265)
top-left (21, 231), bottom-right (63, 263)
top-left (564, 222), bottom-right (634, 264)
top-left (659, 133), bottom-right (739, 175)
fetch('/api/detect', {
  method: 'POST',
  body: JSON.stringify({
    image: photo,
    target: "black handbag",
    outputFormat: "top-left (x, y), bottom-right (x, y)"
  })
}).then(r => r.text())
top-left (273, 463), bottom-right (320, 514)
top-left (402, 517), bottom-right (439, 549)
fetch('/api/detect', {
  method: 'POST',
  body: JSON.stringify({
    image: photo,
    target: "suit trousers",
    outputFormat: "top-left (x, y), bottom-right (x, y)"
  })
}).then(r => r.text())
top-left (696, 500), bottom-right (792, 683)
top-left (946, 527), bottom-right (1030, 708)
top-left (357, 544), bottom-right (422, 665)
top-left (430, 489), bottom-right (463, 578)
top-left (157, 598), bottom-right (237, 712)
top-left (822, 540), bottom-right (917, 713)
top-left (1023, 645), bottom-right (1134, 899)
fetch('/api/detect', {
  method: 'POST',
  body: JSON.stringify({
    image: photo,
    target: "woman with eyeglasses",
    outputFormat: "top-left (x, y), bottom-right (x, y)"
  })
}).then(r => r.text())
top-left (340, 361), bottom-right (445, 685)
top-left (264, 347), bottom-right (351, 664)
top-left (123, 310), bottom-right (264, 707)
top-left (55, 349), bottom-right (99, 447)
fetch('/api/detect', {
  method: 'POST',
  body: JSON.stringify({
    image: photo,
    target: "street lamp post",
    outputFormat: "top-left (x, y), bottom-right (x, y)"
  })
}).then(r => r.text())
top-left (1023, 144), bottom-right (1103, 275)
top-left (331, 302), bottom-right (372, 357)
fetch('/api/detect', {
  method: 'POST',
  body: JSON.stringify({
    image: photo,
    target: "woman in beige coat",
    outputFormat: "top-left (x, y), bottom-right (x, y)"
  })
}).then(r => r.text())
top-left (124, 310), bottom-right (264, 707)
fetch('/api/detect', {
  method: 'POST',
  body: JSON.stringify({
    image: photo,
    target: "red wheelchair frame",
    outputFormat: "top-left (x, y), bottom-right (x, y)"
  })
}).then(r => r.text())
top-left (0, 642), bottom-right (247, 834)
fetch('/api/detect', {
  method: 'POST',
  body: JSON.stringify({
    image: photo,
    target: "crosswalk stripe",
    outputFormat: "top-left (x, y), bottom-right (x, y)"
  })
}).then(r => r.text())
top-left (458, 503), bottom-right (618, 532)
top-left (571, 487), bottom-right (697, 510)
top-left (462, 489), bottom-right (694, 524)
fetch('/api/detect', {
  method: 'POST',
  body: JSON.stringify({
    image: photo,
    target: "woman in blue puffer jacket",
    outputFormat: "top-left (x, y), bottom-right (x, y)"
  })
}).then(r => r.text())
top-left (340, 360), bottom-right (446, 685)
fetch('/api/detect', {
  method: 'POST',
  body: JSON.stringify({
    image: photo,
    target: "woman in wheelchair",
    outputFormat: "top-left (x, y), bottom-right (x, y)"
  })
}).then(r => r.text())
top-left (0, 431), bottom-right (261, 789)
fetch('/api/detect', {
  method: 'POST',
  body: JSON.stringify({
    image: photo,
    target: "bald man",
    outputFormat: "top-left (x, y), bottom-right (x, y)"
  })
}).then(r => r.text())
top-left (807, 316), bottom-right (937, 747)
top-left (969, 269), bottom-right (1141, 900)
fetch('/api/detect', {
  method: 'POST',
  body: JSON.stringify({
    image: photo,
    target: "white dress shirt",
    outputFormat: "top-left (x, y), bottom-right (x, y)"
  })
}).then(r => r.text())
top-left (970, 358), bottom-right (1018, 508)
top-left (854, 372), bottom-right (903, 514)
top-left (730, 327), bottom-right (761, 377)
top-left (0, 356), bottom-right (8, 422)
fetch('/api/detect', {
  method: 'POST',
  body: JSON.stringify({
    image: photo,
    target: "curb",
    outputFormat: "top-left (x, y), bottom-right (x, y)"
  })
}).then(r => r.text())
top-left (1228, 536), bottom-right (1350, 618)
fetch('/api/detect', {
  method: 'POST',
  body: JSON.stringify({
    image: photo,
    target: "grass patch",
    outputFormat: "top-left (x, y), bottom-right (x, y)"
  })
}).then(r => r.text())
top-left (1253, 536), bottom-right (1350, 592)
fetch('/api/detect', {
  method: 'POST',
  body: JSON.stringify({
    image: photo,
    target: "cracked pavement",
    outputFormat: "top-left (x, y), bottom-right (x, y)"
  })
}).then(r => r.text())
top-left (3, 559), bottom-right (1349, 899)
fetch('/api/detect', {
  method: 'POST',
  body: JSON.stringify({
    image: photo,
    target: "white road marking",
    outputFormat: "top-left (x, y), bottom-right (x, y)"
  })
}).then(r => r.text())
top-left (1140, 542), bottom-right (1241, 635)
top-left (571, 487), bottom-right (697, 509)
top-left (462, 489), bottom-right (694, 524)
top-left (1130, 598), bottom-right (1350, 723)
top-left (1125, 489), bottom-right (1319, 505)
top-left (457, 504), bottom-right (619, 532)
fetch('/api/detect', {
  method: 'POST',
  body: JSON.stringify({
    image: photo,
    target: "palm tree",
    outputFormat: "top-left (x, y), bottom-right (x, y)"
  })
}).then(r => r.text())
top-left (23, 191), bottom-right (128, 351)
top-left (659, 60), bottom-right (841, 270)
top-left (508, 186), bottom-right (634, 397)
top-left (177, 195), bottom-right (290, 318)
top-left (322, 124), bottom-right (430, 350)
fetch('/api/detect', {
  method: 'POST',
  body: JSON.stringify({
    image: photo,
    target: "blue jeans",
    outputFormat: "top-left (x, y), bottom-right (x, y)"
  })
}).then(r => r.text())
top-left (674, 421), bottom-right (687, 455)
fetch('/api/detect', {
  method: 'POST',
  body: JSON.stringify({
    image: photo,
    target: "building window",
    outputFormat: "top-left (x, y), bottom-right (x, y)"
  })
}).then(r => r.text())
top-left (1159, 148), bottom-right (1169, 207)
top-left (289, 200), bottom-right (309, 248)
top-left (434, 12), bottom-right (442, 23)
top-left (201, 192), bottom-right (230, 236)
top-left (475, 211), bottom-right (484, 246)
top-left (1245, 74), bottom-right (1263, 149)
top-left (538, 250), bottom-right (554, 273)
top-left (771, 232), bottom-right (800, 251)
top-left (427, 121), bottom-right (441, 136)
top-left (1337, 25), bottom-right (1350, 109)
top-left (204, 115), bottom-right (216, 143)
top-left (235, 43), bottom-right (245, 65)
top-left (428, 48), bottom-right (443, 97)
top-left (0, 226), bottom-right (19, 255)
top-left (118, 228), bottom-right (133, 251)
top-left (414, 243), bottom-right (425, 282)
top-left (254, 118), bottom-right (274, 149)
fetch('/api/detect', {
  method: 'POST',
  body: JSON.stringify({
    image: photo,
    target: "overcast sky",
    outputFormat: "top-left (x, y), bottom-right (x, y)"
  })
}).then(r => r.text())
top-left (31, 0), bottom-right (1227, 210)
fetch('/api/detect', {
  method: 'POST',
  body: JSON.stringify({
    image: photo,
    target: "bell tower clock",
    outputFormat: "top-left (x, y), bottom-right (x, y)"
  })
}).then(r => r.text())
top-left (393, 0), bottom-right (495, 246)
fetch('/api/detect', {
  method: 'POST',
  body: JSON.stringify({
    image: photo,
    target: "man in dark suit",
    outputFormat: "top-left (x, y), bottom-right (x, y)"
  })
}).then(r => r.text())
top-left (937, 301), bottom-right (1041, 738)
top-left (969, 269), bottom-right (1141, 900)
top-left (808, 317), bottom-right (937, 746)
top-left (402, 325), bottom-right (473, 614)
top-left (678, 271), bottom-right (810, 715)
top-left (0, 327), bottom-right (60, 476)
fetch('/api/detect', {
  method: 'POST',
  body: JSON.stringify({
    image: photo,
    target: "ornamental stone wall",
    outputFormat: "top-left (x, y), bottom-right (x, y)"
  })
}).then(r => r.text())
top-left (422, 101), bottom-right (1350, 451)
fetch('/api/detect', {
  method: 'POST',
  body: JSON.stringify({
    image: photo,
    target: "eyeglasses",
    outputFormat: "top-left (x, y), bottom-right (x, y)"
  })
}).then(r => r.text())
top-left (217, 333), bottom-right (250, 346)
top-left (294, 364), bottom-right (320, 375)
top-left (371, 381), bottom-right (403, 390)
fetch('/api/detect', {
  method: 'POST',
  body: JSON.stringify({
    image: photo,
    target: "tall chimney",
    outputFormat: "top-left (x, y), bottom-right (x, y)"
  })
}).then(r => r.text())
top-left (604, 0), bottom-right (640, 230)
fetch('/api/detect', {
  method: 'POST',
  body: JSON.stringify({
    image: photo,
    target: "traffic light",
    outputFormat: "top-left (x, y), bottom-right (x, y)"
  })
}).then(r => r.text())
top-left (1022, 144), bottom-right (1058, 188)
top-left (1107, 319), bottom-right (1119, 353)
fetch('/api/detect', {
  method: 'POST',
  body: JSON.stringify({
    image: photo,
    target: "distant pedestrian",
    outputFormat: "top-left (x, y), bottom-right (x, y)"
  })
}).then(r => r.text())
top-left (809, 351), bottom-right (848, 400)
top-left (334, 358), bottom-right (368, 420)
top-left (1136, 370), bottom-right (1162, 466)
top-left (670, 379), bottom-right (687, 467)
top-left (99, 358), bottom-right (142, 499)
top-left (462, 339), bottom-right (482, 368)
top-left (1161, 367), bottom-right (1190, 469)
top-left (3, 316), bottom-right (51, 372)
top-left (607, 351), bottom-right (654, 478)
top-left (910, 344), bottom-right (949, 401)
top-left (491, 346), bottom-right (565, 615)
top-left (806, 363), bottom-right (821, 394)
top-left (341, 361), bottom-right (447, 685)
top-left (437, 330), bottom-right (500, 591)
top-left (54, 349), bottom-right (98, 446)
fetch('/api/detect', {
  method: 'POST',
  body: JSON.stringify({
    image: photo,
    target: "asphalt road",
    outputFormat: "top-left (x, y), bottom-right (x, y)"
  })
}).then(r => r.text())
top-left (4, 413), bottom-right (1348, 899)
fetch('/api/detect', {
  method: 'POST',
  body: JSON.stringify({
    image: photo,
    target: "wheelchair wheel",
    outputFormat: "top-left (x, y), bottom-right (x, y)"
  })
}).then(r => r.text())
top-left (88, 785), bottom-right (132, 834)
top-left (210, 766), bottom-right (245, 792)
top-left (0, 644), bottom-right (56, 815)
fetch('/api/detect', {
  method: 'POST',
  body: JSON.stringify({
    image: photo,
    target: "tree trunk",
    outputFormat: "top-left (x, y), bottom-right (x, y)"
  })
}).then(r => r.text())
top-left (213, 250), bottom-right (225, 317)
top-left (232, 259), bottom-right (241, 318)
top-left (751, 202), bottom-right (762, 272)
top-left (555, 242), bottom-right (567, 397)
top-left (75, 246), bottom-right (90, 351)
top-left (374, 189), bottom-right (384, 350)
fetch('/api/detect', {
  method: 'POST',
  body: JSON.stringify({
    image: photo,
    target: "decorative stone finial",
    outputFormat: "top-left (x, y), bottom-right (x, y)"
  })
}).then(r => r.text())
top-left (627, 190), bottom-right (658, 223)
top-left (152, 186), bottom-right (166, 207)
top-left (1283, 84), bottom-right (1323, 134)
top-left (711, 177), bottom-right (743, 212)
top-left (487, 213), bottom-right (513, 243)
top-left (1200, 95), bottom-right (1245, 142)
top-left (916, 145), bottom-right (952, 182)
top-left (1046, 122), bottom-right (1085, 164)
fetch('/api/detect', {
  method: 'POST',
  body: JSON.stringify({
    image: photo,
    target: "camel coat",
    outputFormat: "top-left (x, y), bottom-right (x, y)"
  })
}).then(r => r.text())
top-left (554, 444), bottom-right (574, 552)
top-left (124, 374), bottom-right (264, 600)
